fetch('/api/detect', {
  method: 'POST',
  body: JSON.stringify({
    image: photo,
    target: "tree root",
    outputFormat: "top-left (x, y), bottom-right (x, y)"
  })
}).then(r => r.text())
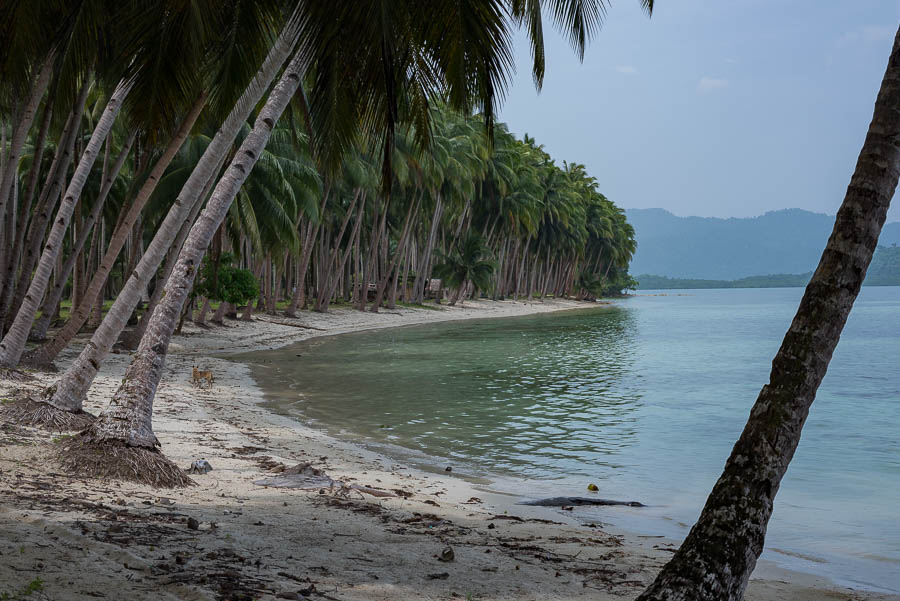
top-left (0, 397), bottom-right (95, 431)
top-left (0, 367), bottom-right (35, 382)
top-left (57, 435), bottom-right (195, 488)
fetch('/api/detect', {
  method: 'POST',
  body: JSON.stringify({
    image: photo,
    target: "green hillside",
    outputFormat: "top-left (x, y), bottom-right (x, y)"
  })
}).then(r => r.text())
top-left (627, 208), bottom-right (900, 280)
top-left (635, 246), bottom-right (900, 290)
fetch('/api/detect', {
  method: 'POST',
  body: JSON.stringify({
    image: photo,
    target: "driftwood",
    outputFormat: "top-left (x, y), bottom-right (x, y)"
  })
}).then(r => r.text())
top-left (253, 316), bottom-right (327, 331)
top-left (519, 497), bottom-right (644, 508)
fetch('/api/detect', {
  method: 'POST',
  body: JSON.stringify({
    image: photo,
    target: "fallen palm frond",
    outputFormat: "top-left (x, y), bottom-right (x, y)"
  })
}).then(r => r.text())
top-left (0, 397), bottom-right (95, 431)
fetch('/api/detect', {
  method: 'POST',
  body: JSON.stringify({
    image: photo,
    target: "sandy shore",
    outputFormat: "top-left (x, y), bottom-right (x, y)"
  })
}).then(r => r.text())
top-left (1, 298), bottom-right (895, 601)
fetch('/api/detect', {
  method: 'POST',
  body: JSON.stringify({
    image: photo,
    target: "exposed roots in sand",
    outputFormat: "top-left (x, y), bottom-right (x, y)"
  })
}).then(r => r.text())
top-left (57, 436), bottom-right (195, 488)
top-left (0, 397), bottom-right (95, 431)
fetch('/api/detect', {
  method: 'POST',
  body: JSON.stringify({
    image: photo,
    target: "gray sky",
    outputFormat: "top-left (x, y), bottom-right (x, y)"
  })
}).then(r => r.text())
top-left (499, 0), bottom-right (900, 222)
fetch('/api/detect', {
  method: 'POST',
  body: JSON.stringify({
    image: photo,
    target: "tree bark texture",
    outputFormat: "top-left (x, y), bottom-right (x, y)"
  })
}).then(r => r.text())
top-left (0, 80), bottom-right (129, 367)
top-left (85, 50), bottom-right (304, 448)
top-left (42, 22), bottom-right (300, 412)
top-left (636, 27), bottom-right (900, 601)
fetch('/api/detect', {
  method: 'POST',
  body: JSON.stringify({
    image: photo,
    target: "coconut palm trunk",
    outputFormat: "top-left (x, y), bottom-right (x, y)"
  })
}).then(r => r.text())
top-left (0, 56), bottom-right (54, 244)
top-left (637, 27), bottom-right (900, 601)
top-left (284, 183), bottom-right (330, 316)
top-left (315, 188), bottom-right (362, 312)
top-left (119, 149), bottom-right (220, 351)
top-left (0, 79), bottom-right (130, 368)
top-left (0, 94), bottom-right (54, 319)
top-left (28, 133), bottom-right (135, 342)
top-left (412, 194), bottom-right (443, 303)
top-left (32, 22), bottom-right (300, 418)
top-left (318, 192), bottom-right (367, 312)
top-left (370, 194), bottom-right (419, 312)
top-left (69, 51), bottom-right (306, 481)
top-left (2, 81), bottom-right (91, 330)
top-left (26, 95), bottom-right (207, 365)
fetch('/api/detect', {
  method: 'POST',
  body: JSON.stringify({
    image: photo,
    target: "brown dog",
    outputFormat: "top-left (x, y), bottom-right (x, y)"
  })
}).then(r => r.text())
top-left (192, 366), bottom-right (214, 389)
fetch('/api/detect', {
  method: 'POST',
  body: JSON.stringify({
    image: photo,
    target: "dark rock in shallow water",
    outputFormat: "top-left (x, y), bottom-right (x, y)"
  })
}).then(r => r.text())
top-left (519, 496), bottom-right (644, 508)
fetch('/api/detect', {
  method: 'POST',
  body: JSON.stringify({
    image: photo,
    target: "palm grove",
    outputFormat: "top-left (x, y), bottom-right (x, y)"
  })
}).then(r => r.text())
top-left (2, 3), bottom-right (899, 601)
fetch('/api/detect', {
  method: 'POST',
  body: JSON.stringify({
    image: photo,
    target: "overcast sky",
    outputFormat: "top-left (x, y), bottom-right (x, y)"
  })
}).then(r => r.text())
top-left (498, 0), bottom-right (900, 222)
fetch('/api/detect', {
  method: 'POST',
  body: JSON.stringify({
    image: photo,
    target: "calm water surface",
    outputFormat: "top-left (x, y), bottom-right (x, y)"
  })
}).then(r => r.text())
top-left (237, 288), bottom-right (900, 592)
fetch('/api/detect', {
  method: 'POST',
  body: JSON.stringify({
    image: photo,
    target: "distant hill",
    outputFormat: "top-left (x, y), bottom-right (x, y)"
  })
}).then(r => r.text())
top-left (634, 245), bottom-right (900, 290)
top-left (626, 208), bottom-right (900, 280)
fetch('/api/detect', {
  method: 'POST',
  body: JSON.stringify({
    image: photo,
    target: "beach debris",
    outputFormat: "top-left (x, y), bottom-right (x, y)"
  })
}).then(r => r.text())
top-left (463, 497), bottom-right (483, 504)
top-left (437, 546), bottom-right (455, 562)
top-left (427, 572), bottom-right (450, 580)
top-left (587, 483), bottom-right (599, 491)
top-left (519, 496), bottom-right (644, 508)
top-left (253, 462), bottom-right (397, 498)
top-left (445, 466), bottom-right (452, 472)
top-left (187, 459), bottom-right (213, 474)
top-left (186, 517), bottom-right (199, 530)
top-left (487, 523), bottom-right (496, 530)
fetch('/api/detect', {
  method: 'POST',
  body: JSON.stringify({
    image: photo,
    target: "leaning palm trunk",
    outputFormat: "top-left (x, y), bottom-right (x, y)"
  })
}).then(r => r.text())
top-left (2, 83), bottom-right (91, 329)
top-left (35, 22), bottom-right (301, 420)
top-left (284, 188), bottom-right (329, 317)
top-left (318, 193), bottom-right (367, 313)
top-left (67, 51), bottom-right (306, 484)
top-left (27, 96), bottom-right (207, 365)
top-left (0, 95), bottom-right (54, 319)
top-left (370, 194), bottom-right (419, 312)
top-left (120, 152), bottom-right (219, 351)
top-left (637, 27), bottom-right (900, 601)
top-left (0, 56), bottom-right (54, 248)
top-left (29, 133), bottom-right (135, 342)
top-left (0, 80), bottom-right (131, 368)
top-left (412, 194), bottom-right (443, 303)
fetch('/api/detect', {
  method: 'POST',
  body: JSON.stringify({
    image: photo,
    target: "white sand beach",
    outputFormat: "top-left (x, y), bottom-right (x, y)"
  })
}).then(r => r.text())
top-left (1, 299), bottom-right (895, 601)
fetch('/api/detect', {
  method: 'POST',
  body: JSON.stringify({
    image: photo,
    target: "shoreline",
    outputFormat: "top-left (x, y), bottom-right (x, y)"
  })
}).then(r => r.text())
top-left (1, 298), bottom-right (895, 601)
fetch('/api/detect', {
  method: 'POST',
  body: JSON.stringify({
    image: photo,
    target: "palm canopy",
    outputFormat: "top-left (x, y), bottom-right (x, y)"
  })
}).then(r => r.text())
top-left (293, 0), bottom-right (653, 185)
top-left (433, 232), bottom-right (497, 294)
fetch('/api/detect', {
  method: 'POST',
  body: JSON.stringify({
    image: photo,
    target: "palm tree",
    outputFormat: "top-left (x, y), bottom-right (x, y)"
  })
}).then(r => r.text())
top-left (433, 233), bottom-right (496, 305)
top-left (13, 10), bottom-right (300, 426)
top-left (0, 78), bottom-right (131, 368)
top-left (636, 26), bottom-right (900, 601)
top-left (52, 0), bottom-right (647, 484)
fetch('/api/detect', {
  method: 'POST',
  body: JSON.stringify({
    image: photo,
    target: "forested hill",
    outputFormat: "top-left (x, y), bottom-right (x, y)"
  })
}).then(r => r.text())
top-left (627, 208), bottom-right (900, 279)
top-left (635, 245), bottom-right (900, 289)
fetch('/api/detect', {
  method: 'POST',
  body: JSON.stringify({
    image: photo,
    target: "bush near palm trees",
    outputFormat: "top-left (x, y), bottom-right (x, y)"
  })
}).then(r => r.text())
top-left (196, 253), bottom-right (260, 310)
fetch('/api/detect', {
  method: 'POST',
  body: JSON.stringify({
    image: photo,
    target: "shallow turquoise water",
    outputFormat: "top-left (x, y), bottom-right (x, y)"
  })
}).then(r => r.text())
top-left (238, 288), bottom-right (900, 592)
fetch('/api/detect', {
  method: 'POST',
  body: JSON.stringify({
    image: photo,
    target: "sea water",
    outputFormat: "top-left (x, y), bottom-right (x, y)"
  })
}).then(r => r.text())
top-left (236, 287), bottom-right (900, 592)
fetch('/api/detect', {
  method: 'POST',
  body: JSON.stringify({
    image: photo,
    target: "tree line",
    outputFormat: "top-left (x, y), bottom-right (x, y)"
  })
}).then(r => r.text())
top-left (0, 1), bottom-right (637, 482)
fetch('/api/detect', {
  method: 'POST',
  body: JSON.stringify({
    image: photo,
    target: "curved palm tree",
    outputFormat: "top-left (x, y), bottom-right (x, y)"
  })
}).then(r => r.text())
top-left (637, 26), bottom-right (900, 600)
top-left (54, 0), bottom-right (649, 486)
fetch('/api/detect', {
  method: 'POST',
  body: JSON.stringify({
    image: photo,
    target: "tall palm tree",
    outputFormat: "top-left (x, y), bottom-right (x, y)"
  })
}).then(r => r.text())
top-left (0, 78), bottom-right (130, 367)
top-left (17, 9), bottom-right (299, 426)
top-left (636, 26), bottom-right (900, 601)
top-left (54, 0), bottom-right (650, 484)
